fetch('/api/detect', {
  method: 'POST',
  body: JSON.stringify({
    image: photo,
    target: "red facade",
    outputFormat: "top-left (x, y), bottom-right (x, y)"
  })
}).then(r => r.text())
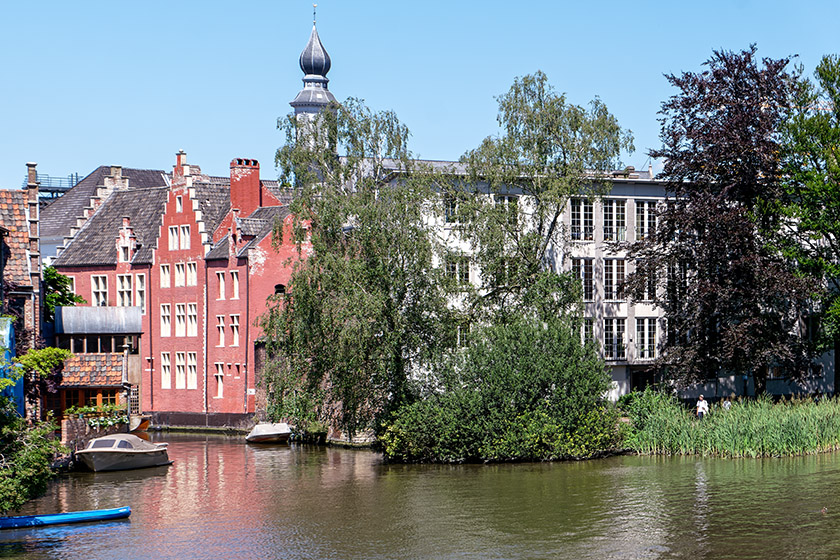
top-left (54, 152), bottom-right (302, 419)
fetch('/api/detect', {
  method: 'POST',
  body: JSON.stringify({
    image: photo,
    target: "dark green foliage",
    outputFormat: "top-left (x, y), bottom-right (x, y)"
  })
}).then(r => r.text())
top-left (381, 317), bottom-right (619, 462)
top-left (0, 398), bottom-right (64, 514)
top-left (43, 266), bottom-right (85, 323)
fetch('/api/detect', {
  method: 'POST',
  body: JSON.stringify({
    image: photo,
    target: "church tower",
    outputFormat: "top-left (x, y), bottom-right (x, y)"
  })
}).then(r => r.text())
top-left (289, 10), bottom-right (336, 122)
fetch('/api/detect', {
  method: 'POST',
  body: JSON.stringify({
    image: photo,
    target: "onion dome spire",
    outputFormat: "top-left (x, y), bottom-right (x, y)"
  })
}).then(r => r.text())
top-left (290, 6), bottom-right (336, 114)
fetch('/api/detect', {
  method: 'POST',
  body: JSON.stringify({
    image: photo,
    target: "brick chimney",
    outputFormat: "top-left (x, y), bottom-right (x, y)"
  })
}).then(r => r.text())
top-left (230, 158), bottom-right (261, 217)
top-left (173, 150), bottom-right (192, 188)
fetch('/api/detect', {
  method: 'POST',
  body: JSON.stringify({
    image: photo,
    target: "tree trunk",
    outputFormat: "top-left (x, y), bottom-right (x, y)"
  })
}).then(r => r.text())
top-left (753, 366), bottom-right (767, 396)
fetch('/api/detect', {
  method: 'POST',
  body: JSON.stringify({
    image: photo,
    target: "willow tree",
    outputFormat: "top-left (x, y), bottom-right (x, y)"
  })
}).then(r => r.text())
top-left (455, 71), bottom-right (634, 322)
top-left (262, 99), bottom-right (452, 438)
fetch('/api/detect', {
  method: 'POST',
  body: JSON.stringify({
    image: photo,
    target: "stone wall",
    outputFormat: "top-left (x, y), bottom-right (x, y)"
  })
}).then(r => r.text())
top-left (61, 417), bottom-right (128, 452)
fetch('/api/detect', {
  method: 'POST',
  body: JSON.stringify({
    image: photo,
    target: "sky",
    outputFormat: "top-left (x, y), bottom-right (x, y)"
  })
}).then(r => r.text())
top-left (0, 1), bottom-right (838, 189)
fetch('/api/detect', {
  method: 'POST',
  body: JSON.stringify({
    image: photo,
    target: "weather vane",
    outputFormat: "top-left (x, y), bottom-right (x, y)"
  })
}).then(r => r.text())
top-left (313, 4), bottom-right (317, 25)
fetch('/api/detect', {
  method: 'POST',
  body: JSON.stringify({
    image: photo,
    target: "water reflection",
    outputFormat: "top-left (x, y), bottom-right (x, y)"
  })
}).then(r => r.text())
top-left (5, 435), bottom-right (840, 559)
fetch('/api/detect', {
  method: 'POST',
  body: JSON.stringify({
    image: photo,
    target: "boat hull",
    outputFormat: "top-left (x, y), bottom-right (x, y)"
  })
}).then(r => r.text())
top-left (0, 506), bottom-right (131, 529)
top-left (246, 422), bottom-right (292, 443)
top-left (77, 448), bottom-right (171, 472)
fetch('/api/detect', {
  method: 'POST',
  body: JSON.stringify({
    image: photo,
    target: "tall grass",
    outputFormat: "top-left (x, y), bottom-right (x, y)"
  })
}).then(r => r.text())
top-left (623, 389), bottom-right (840, 458)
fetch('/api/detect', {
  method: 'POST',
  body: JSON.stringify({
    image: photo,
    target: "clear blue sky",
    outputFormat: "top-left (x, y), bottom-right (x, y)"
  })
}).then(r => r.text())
top-left (0, 1), bottom-right (837, 188)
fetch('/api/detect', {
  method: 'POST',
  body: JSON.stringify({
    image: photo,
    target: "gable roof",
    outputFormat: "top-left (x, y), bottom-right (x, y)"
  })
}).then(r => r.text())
top-left (205, 205), bottom-right (290, 260)
top-left (53, 187), bottom-right (168, 267)
top-left (40, 166), bottom-right (168, 249)
top-left (192, 182), bottom-right (231, 234)
top-left (0, 189), bottom-right (31, 287)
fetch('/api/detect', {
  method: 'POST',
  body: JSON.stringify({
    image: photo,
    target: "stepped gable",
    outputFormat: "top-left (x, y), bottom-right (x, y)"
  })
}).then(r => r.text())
top-left (40, 166), bottom-right (167, 243)
top-left (53, 187), bottom-right (168, 266)
top-left (0, 189), bottom-right (31, 287)
top-left (205, 205), bottom-right (290, 260)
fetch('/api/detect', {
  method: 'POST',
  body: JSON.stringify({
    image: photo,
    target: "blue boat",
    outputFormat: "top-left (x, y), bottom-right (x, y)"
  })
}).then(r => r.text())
top-left (0, 506), bottom-right (131, 529)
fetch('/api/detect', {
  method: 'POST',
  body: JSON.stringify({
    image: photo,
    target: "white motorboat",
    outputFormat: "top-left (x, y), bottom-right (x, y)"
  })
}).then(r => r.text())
top-left (246, 422), bottom-right (292, 443)
top-left (75, 433), bottom-right (171, 472)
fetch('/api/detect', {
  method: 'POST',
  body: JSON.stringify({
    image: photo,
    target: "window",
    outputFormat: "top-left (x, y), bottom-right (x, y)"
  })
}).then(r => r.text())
top-left (216, 316), bottom-right (225, 347)
top-left (636, 200), bottom-right (657, 240)
top-left (457, 321), bottom-right (471, 348)
top-left (217, 272), bottom-right (226, 300)
top-left (175, 352), bottom-right (186, 389)
top-left (494, 194), bottom-right (518, 226)
top-left (92, 275), bottom-right (108, 307)
top-left (444, 195), bottom-right (458, 223)
top-left (583, 318), bottom-right (594, 345)
top-left (180, 225), bottom-right (191, 250)
top-left (636, 318), bottom-right (657, 360)
top-left (446, 255), bottom-right (470, 285)
top-left (161, 353), bottom-right (171, 389)
top-left (634, 259), bottom-right (657, 302)
top-left (175, 304), bottom-right (186, 337)
top-left (117, 274), bottom-right (132, 307)
top-left (604, 318), bottom-right (626, 360)
top-left (160, 304), bottom-right (171, 337)
top-left (168, 226), bottom-right (179, 250)
top-left (571, 198), bottom-right (594, 241)
top-left (231, 271), bottom-right (239, 299)
top-left (176, 196), bottom-right (183, 213)
top-left (186, 262), bottom-right (197, 286)
top-left (187, 352), bottom-right (197, 390)
top-left (160, 264), bottom-right (170, 288)
top-left (187, 303), bottom-right (198, 337)
top-left (572, 258), bottom-right (594, 302)
top-left (135, 274), bottom-right (146, 313)
top-left (120, 245), bottom-right (130, 263)
top-left (230, 315), bottom-right (240, 347)
top-left (603, 199), bottom-right (626, 241)
top-left (174, 263), bottom-right (185, 287)
top-left (604, 259), bottom-right (625, 301)
top-left (215, 363), bottom-right (224, 398)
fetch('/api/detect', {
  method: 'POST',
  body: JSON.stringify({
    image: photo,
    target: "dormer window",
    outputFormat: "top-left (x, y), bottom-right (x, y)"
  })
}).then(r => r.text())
top-left (120, 246), bottom-right (130, 262)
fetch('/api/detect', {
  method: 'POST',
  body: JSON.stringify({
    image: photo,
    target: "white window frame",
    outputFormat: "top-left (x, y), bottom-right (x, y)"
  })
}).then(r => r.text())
top-left (160, 352), bottom-right (171, 389)
top-left (217, 316), bottom-right (225, 347)
top-left (117, 274), bottom-right (132, 307)
top-left (180, 225), bottom-right (191, 250)
top-left (636, 317), bottom-right (657, 360)
top-left (214, 363), bottom-right (224, 398)
top-left (160, 304), bottom-right (171, 337)
top-left (572, 258), bottom-right (594, 302)
top-left (604, 258), bottom-right (625, 302)
top-left (187, 303), bottom-right (198, 337)
top-left (160, 264), bottom-right (170, 289)
top-left (175, 303), bottom-right (186, 337)
top-left (231, 271), bottom-right (239, 300)
top-left (603, 199), bottom-right (626, 241)
top-left (174, 263), bottom-right (185, 287)
top-left (168, 226), bottom-right (179, 250)
top-left (92, 275), bottom-right (108, 307)
top-left (604, 318), bottom-right (626, 360)
top-left (230, 314), bottom-right (240, 347)
top-left (187, 352), bottom-right (197, 390)
top-left (186, 262), bottom-right (197, 286)
top-left (217, 271), bottom-right (226, 300)
top-left (176, 196), bottom-right (183, 213)
top-left (571, 198), bottom-right (594, 241)
top-left (134, 273), bottom-right (146, 314)
top-left (175, 352), bottom-right (186, 389)
top-left (636, 200), bottom-right (657, 240)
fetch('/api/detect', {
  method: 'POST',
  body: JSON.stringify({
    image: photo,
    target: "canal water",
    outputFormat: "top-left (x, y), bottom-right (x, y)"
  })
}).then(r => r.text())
top-left (2, 433), bottom-right (839, 559)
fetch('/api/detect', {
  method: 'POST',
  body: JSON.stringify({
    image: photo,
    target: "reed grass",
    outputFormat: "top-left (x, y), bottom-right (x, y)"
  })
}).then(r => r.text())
top-left (623, 389), bottom-right (840, 458)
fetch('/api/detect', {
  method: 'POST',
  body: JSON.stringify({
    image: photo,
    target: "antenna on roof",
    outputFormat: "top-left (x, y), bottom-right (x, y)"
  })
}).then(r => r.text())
top-left (313, 4), bottom-right (317, 25)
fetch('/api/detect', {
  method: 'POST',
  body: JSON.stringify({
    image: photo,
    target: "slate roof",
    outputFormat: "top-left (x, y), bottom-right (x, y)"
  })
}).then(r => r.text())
top-left (192, 182), bottom-right (231, 234)
top-left (205, 206), bottom-right (290, 260)
top-left (0, 189), bottom-right (31, 287)
top-left (61, 353), bottom-right (124, 387)
top-left (53, 187), bottom-right (168, 267)
top-left (40, 167), bottom-right (168, 245)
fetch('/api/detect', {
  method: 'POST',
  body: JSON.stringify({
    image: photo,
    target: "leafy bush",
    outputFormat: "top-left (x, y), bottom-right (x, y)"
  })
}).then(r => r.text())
top-left (382, 317), bottom-right (620, 462)
top-left (0, 398), bottom-right (65, 514)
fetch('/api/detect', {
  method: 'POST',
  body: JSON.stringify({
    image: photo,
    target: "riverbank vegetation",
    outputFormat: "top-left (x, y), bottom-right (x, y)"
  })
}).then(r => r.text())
top-left (623, 389), bottom-right (840, 458)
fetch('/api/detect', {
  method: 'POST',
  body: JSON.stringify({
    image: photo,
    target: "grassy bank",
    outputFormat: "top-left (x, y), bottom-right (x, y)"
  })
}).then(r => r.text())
top-left (623, 389), bottom-right (840, 458)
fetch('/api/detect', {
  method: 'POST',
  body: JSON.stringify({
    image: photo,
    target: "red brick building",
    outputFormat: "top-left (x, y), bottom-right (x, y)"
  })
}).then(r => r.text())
top-left (52, 151), bottom-right (300, 426)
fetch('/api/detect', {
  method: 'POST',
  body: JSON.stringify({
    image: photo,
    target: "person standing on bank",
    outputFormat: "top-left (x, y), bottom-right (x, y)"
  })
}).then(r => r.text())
top-left (696, 395), bottom-right (709, 419)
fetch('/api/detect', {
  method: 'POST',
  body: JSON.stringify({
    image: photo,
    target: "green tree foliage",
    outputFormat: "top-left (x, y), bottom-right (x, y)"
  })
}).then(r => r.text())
top-left (626, 46), bottom-right (819, 393)
top-left (381, 317), bottom-right (618, 462)
top-left (43, 266), bottom-right (85, 323)
top-left (455, 71), bottom-right (634, 321)
top-left (781, 54), bottom-right (840, 346)
top-left (15, 347), bottom-right (72, 409)
top-left (0, 397), bottom-right (64, 513)
top-left (262, 99), bottom-right (452, 438)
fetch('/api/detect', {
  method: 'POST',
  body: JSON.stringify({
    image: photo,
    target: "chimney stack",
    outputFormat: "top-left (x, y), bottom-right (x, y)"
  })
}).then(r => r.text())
top-left (230, 158), bottom-right (261, 217)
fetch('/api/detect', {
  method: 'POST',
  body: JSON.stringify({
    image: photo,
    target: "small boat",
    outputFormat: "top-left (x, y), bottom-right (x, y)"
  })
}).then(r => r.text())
top-left (246, 422), bottom-right (292, 443)
top-left (0, 506), bottom-right (131, 529)
top-left (75, 433), bottom-right (171, 472)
